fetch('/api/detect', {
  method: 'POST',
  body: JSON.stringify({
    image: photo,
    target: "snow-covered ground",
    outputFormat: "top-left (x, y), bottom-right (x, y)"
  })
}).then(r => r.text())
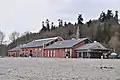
top-left (0, 58), bottom-right (120, 80)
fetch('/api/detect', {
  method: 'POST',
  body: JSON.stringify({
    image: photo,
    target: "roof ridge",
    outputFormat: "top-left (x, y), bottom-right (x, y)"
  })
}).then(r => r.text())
top-left (35, 36), bottom-right (59, 41)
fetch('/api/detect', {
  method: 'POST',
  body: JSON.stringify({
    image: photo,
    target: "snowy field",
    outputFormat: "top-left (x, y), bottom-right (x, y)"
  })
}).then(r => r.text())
top-left (0, 58), bottom-right (120, 80)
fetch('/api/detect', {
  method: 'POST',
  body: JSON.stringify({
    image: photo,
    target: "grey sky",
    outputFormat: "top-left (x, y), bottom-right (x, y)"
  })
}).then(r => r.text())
top-left (0, 0), bottom-right (120, 41)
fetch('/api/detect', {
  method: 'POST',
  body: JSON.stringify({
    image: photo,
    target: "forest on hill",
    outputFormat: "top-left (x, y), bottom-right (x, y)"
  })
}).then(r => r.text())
top-left (0, 10), bottom-right (120, 56)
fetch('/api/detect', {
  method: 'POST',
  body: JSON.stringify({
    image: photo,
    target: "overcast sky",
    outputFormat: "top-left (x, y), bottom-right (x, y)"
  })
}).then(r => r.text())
top-left (0, 0), bottom-right (120, 41)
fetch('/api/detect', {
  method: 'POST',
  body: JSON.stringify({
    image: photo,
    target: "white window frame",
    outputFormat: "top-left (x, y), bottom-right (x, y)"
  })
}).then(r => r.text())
top-left (48, 50), bottom-right (49, 57)
top-left (53, 50), bottom-right (55, 57)
top-left (65, 49), bottom-right (67, 52)
top-left (70, 49), bottom-right (72, 57)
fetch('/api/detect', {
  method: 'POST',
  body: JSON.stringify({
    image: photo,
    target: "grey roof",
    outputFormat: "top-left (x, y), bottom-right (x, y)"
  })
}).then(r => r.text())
top-left (22, 37), bottom-right (60, 48)
top-left (8, 45), bottom-right (23, 52)
top-left (45, 38), bottom-right (88, 49)
top-left (76, 42), bottom-right (107, 50)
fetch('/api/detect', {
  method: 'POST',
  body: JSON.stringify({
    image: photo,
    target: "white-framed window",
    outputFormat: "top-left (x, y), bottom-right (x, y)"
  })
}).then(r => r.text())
top-left (65, 49), bottom-right (67, 52)
top-left (38, 48), bottom-right (41, 52)
top-left (48, 50), bottom-right (49, 57)
top-left (35, 48), bottom-right (37, 51)
top-left (53, 50), bottom-right (55, 57)
top-left (34, 49), bottom-right (37, 53)
top-left (70, 49), bottom-right (72, 57)
top-left (51, 50), bottom-right (53, 57)
top-left (44, 51), bottom-right (47, 57)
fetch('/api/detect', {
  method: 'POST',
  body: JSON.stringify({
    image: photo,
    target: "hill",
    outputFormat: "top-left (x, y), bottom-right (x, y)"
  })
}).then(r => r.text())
top-left (7, 10), bottom-right (120, 52)
top-left (7, 20), bottom-right (120, 51)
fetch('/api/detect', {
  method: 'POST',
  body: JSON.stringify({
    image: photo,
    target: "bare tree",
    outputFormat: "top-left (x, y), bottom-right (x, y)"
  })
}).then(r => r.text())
top-left (0, 30), bottom-right (5, 45)
top-left (9, 31), bottom-right (20, 42)
top-left (109, 32), bottom-right (120, 51)
top-left (21, 31), bottom-right (31, 37)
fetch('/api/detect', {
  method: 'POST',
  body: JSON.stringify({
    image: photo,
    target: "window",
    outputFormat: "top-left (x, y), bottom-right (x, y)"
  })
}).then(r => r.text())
top-left (70, 49), bottom-right (72, 57)
top-left (38, 48), bottom-right (41, 53)
top-left (34, 49), bottom-right (37, 53)
top-left (53, 50), bottom-right (55, 57)
top-left (39, 48), bottom-right (41, 51)
top-left (48, 51), bottom-right (49, 57)
top-left (35, 49), bottom-right (37, 51)
top-left (65, 49), bottom-right (67, 52)
top-left (51, 50), bottom-right (53, 57)
top-left (58, 49), bottom-right (62, 52)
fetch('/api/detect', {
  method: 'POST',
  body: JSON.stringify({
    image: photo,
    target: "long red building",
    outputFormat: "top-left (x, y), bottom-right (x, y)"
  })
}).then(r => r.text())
top-left (8, 36), bottom-right (63, 57)
top-left (8, 37), bottom-right (110, 58)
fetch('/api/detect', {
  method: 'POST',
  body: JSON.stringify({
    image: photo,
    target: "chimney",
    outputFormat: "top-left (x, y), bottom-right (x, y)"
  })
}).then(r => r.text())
top-left (76, 26), bottom-right (80, 40)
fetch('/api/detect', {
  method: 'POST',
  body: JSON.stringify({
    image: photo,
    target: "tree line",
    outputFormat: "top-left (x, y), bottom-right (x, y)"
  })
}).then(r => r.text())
top-left (0, 9), bottom-right (120, 52)
top-left (40, 14), bottom-right (84, 32)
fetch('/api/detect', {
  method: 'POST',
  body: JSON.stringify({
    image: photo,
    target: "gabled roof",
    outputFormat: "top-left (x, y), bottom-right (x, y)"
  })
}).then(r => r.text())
top-left (45, 38), bottom-right (89, 49)
top-left (76, 42), bottom-right (107, 50)
top-left (22, 36), bottom-right (62, 48)
top-left (8, 45), bottom-right (24, 52)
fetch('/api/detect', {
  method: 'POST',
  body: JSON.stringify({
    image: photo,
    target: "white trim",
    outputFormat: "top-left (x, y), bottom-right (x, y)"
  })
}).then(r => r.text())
top-left (48, 51), bottom-right (49, 57)
top-left (70, 49), bottom-right (72, 58)
top-left (53, 50), bottom-right (55, 57)
top-left (51, 50), bottom-right (52, 57)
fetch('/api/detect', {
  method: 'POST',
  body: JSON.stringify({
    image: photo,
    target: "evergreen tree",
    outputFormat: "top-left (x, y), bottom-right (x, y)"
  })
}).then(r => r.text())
top-left (58, 19), bottom-right (63, 27)
top-left (46, 19), bottom-right (50, 31)
top-left (106, 10), bottom-right (113, 20)
top-left (87, 19), bottom-right (92, 27)
top-left (42, 21), bottom-right (44, 27)
top-left (115, 11), bottom-right (118, 23)
top-left (64, 21), bottom-right (67, 27)
top-left (58, 19), bottom-right (61, 27)
top-left (99, 11), bottom-right (106, 22)
top-left (40, 21), bottom-right (47, 32)
top-left (77, 14), bottom-right (83, 25)
top-left (61, 20), bottom-right (63, 27)
top-left (74, 22), bottom-right (77, 26)
top-left (51, 22), bottom-right (54, 30)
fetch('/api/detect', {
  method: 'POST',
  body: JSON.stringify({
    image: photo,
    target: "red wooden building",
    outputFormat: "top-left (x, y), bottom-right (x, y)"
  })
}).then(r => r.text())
top-left (8, 36), bottom-right (63, 57)
top-left (8, 45), bottom-right (23, 57)
top-left (20, 36), bottom-right (63, 57)
top-left (8, 36), bottom-right (110, 58)
top-left (44, 38), bottom-right (92, 58)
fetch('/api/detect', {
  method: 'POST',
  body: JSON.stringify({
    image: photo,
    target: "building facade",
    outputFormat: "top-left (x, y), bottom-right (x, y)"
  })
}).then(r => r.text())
top-left (44, 38), bottom-right (92, 58)
top-left (75, 42), bottom-right (110, 58)
top-left (8, 36), bottom-right (63, 57)
top-left (8, 45), bottom-right (23, 57)
top-left (8, 37), bottom-right (110, 58)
